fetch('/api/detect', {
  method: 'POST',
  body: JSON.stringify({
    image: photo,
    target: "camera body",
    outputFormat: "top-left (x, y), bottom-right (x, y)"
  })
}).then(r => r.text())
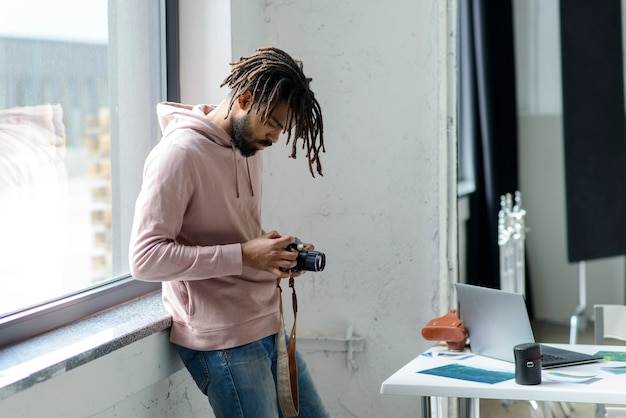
top-left (287, 238), bottom-right (326, 272)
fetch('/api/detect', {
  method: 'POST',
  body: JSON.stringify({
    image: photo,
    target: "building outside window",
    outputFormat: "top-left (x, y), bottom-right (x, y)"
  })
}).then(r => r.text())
top-left (0, 0), bottom-right (168, 344)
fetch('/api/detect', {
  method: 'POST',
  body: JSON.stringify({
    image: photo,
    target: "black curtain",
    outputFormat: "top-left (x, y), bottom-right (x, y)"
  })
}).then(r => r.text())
top-left (560, 0), bottom-right (626, 263)
top-left (461, 0), bottom-right (523, 292)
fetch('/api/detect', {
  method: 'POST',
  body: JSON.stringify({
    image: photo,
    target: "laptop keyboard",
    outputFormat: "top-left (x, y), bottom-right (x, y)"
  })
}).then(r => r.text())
top-left (543, 352), bottom-right (565, 361)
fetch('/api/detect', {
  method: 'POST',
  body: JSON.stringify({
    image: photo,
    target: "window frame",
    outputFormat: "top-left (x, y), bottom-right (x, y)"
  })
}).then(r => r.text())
top-left (0, 0), bottom-right (179, 349)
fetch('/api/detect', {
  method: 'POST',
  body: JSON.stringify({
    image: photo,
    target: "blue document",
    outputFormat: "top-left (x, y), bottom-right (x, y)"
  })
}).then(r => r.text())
top-left (595, 351), bottom-right (626, 362)
top-left (418, 363), bottom-right (515, 384)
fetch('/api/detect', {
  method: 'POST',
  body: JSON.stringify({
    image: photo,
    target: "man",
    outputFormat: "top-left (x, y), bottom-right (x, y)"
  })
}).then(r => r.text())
top-left (129, 47), bottom-right (329, 417)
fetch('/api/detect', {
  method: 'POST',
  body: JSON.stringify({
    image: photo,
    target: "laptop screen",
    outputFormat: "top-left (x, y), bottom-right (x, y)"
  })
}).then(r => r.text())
top-left (455, 283), bottom-right (536, 362)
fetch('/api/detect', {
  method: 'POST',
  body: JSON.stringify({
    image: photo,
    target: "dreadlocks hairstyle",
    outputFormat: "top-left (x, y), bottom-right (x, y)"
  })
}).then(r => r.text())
top-left (221, 47), bottom-right (325, 177)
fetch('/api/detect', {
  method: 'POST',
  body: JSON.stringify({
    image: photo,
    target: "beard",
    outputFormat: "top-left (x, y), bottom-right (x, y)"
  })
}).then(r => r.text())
top-left (231, 114), bottom-right (272, 157)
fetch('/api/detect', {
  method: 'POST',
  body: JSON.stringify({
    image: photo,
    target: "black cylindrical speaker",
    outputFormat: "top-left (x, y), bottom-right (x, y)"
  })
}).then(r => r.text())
top-left (514, 342), bottom-right (542, 385)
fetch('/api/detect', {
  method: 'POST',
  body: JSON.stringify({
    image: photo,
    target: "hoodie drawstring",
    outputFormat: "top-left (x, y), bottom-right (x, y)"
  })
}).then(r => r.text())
top-left (230, 141), bottom-right (254, 198)
top-left (245, 158), bottom-right (254, 197)
top-left (230, 141), bottom-right (240, 198)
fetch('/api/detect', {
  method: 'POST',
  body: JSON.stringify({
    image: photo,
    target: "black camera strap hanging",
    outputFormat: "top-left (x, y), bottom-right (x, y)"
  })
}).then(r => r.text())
top-left (276, 276), bottom-right (299, 417)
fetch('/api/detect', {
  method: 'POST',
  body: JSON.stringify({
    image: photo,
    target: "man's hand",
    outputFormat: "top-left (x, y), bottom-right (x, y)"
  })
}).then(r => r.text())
top-left (241, 231), bottom-right (300, 278)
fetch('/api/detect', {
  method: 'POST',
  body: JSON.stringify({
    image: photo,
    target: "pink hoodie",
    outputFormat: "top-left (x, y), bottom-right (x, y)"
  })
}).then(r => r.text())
top-left (129, 102), bottom-right (280, 351)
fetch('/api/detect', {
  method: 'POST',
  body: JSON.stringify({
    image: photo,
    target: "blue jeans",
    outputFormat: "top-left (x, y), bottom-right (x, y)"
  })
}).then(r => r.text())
top-left (176, 334), bottom-right (330, 418)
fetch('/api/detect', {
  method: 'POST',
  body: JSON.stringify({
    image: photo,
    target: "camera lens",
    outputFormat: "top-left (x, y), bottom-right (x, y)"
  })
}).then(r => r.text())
top-left (312, 252), bottom-right (325, 271)
top-left (297, 250), bottom-right (326, 272)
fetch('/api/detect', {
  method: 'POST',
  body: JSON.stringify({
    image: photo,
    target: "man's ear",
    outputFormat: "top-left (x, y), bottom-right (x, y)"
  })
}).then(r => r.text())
top-left (236, 91), bottom-right (254, 110)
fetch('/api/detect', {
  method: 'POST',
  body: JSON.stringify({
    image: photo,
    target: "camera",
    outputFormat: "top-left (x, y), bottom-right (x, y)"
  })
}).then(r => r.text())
top-left (287, 238), bottom-right (326, 272)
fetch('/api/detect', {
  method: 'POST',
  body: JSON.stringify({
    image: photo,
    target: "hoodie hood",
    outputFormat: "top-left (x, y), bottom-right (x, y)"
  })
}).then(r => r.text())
top-left (157, 102), bottom-right (233, 147)
top-left (156, 102), bottom-right (256, 198)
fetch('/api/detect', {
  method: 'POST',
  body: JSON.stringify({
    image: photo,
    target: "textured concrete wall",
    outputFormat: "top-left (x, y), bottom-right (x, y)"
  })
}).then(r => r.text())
top-left (229, 0), bottom-right (457, 416)
top-left (0, 332), bottom-right (211, 418)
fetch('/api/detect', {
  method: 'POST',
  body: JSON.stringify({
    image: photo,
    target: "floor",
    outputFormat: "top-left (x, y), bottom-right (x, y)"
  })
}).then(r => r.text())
top-left (479, 318), bottom-right (621, 418)
top-left (480, 400), bottom-right (591, 418)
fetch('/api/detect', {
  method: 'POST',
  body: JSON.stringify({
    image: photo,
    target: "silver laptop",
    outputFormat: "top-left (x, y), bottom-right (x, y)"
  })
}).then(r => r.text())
top-left (455, 283), bottom-right (602, 368)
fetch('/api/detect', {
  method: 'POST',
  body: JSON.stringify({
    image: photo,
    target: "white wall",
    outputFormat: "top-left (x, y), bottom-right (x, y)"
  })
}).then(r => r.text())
top-left (178, 0), bottom-right (231, 104)
top-left (236, 1), bottom-right (456, 415)
top-left (0, 332), bottom-right (210, 418)
top-left (514, 0), bottom-right (626, 323)
top-left (0, 1), bottom-right (457, 417)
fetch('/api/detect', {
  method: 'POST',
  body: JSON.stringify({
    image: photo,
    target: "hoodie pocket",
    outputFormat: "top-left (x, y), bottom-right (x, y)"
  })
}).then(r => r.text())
top-left (176, 280), bottom-right (193, 317)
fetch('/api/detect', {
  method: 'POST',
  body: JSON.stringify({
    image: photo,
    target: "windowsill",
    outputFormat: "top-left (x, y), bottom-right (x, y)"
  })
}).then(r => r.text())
top-left (0, 290), bottom-right (171, 401)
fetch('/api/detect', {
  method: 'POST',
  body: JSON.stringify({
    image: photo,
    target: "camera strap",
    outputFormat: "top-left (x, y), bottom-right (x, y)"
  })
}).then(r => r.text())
top-left (276, 277), bottom-right (299, 417)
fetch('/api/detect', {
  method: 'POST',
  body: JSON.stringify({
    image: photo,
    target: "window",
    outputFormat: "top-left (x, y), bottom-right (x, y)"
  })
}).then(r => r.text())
top-left (0, 0), bottom-right (177, 347)
top-left (457, 0), bottom-right (476, 197)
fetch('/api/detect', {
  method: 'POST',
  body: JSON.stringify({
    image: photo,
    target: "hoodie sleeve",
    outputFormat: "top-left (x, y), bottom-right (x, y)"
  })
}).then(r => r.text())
top-left (129, 141), bottom-right (243, 282)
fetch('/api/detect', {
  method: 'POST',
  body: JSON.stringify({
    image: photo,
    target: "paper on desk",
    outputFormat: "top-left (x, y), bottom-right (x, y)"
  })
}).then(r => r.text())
top-left (542, 371), bottom-right (596, 383)
top-left (418, 363), bottom-right (515, 384)
top-left (420, 351), bottom-right (473, 360)
top-left (595, 350), bottom-right (626, 362)
top-left (601, 365), bottom-right (626, 375)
